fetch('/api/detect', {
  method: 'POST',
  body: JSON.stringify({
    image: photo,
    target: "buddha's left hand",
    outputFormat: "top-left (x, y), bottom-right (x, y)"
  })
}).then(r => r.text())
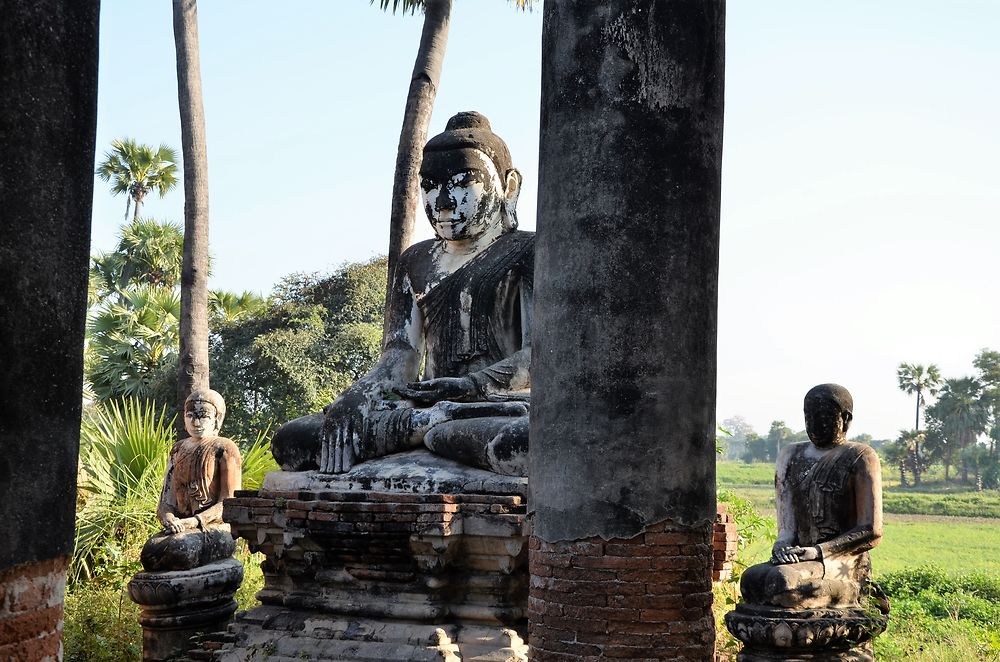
top-left (771, 545), bottom-right (820, 564)
top-left (164, 516), bottom-right (198, 534)
top-left (394, 376), bottom-right (477, 403)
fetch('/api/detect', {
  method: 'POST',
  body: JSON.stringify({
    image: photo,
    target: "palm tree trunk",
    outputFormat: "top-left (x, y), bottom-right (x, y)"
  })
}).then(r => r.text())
top-left (899, 459), bottom-right (908, 487)
top-left (915, 388), bottom-right (921, 430)
top-left (173, 0), bottom-right (211, 425)
top-left (132, 191), bottom-right (144, 221)
top-left (383, 0), bottom-right (452, 340)
top-left (912, 446), bottom-right (922, 486)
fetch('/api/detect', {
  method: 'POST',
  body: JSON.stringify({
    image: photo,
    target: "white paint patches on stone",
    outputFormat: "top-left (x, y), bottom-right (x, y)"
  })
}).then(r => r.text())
top-left (0, 558), bottom-right (68, 661)
top-left (0, 564), bottom-right (66, 615)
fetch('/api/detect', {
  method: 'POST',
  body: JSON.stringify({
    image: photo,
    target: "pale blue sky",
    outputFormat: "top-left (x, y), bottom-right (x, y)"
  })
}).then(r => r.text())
top-left (92, 1), bottom-right (1000, 440)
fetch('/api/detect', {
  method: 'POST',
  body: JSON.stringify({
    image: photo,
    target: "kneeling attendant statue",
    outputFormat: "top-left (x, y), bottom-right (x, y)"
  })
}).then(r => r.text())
top-left (725, 384), bottom-right (890, 661)
top-left (128, 390), bottom-right (245, 662)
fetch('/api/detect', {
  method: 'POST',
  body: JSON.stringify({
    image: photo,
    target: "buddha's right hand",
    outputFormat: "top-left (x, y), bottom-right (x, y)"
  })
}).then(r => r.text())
top-left (320, 389), bottom-right (368, 473)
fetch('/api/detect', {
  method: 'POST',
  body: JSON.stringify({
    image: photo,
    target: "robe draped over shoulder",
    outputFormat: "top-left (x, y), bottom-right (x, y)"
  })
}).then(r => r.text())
top-left (416, 230), bottom-right (534, 383)
top-left (165, 437), bottom-right (242, 518)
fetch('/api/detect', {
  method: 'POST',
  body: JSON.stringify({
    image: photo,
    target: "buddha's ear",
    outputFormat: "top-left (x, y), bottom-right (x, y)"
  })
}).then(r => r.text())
top-left (841, 410), bottom-right (853, 431)
top-left (504, 168), bottom-right (523, 203)
top-left (501, 168), bottom-right (522, 231)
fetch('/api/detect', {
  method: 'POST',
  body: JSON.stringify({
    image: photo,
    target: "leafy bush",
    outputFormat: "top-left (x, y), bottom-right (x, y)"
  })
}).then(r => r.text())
top-left (74, 399), bottom-right (174, 582)
top-left (241, 425), bottom-right (279, 491)
top-left (874, 566), bottom-right (1000, 659)
top-left (718, 488), bottom-right (776, 555)
top-left (64, 580), bottom-right (142, 662)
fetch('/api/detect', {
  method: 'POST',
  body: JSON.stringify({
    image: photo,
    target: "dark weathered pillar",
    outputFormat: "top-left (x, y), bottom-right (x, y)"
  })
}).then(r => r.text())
top-left (0, 1), bottom-right (100, 658)
top-left (529, 1), bottom-right (725, 660)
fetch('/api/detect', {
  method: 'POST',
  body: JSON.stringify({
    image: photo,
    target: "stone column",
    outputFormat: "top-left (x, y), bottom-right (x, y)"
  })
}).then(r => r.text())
top-left (0, 1), bottom-right (100, 659)
top-left (529, 1), bottom-right (725, 660)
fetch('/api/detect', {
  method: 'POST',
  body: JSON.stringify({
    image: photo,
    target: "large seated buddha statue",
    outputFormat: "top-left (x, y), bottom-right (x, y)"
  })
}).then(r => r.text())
top-left (272, 111), bottom-right (532, 477)
top-left (725, 384), bottom-right (889, 660)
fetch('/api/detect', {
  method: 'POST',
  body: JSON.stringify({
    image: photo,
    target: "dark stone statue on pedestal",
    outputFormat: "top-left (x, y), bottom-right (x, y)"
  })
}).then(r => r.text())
top-left (128, 390), bottom-right (244, 662)
top-left (725, 384), bottom-right (890, 661)
top-left (273, 111), bottom-right (532, 478)
top-left (209, 113), bottom-right (531, 662)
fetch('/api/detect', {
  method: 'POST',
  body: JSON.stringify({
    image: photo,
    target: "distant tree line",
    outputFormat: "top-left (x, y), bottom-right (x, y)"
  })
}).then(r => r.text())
top-left (719, 416), bottom-right (883, 465)
top-left (721, 353), bottom-right (1000, 491)
top-left (891, 355), bottom-right (1000, 489)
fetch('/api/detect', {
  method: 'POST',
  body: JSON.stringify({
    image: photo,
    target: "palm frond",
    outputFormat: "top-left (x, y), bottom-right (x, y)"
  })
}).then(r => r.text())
top-left (72, 399), bottom-right (175, 582)
top-left (239, 425), bottom-right (279, 491)
top-left (373, 0), bottom-right (423, 16)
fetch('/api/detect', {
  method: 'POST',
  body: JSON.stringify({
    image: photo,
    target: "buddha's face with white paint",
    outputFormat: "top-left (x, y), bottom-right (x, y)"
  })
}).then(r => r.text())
top-left (420, 148), bottom-right (504, 242)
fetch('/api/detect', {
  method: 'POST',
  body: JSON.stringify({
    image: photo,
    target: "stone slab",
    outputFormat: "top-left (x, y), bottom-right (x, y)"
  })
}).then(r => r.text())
top-left (211, 606), bottom-right (526, 662)
top-left (260, 449), bottom-right (527, 498)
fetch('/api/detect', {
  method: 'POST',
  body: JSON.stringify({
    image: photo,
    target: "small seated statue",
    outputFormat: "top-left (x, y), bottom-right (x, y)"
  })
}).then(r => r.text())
top-left (273, 111), bottom-right (532, 477)
top-left (140, 389), bottom-right (242, 572)
top-left (739, 384), bottom-right (887, 612)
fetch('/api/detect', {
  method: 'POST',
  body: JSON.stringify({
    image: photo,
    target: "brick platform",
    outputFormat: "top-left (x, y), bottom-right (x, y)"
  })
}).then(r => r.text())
top-left (528, 521), bottom-right (715, 662)
top-left (0, 556), bottom-right (68, 662)
top-left (212, 482), bottom-right (529, 660)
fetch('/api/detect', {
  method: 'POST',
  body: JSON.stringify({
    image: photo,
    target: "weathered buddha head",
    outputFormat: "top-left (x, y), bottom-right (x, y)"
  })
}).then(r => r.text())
top-left (184, 389), bottom-right (226, 440)
top-left (420, 111), bottom-right (522, 241)
top-left (803, 384), bottom-right (853, 448)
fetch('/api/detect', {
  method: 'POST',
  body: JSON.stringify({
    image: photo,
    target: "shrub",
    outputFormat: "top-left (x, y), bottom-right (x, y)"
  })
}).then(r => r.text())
top-left (74, 399), bottom-right (174, 582)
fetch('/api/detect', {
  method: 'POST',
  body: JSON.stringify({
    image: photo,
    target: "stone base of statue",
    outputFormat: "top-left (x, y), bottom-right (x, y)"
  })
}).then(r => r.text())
top-left (209, 449), bottom-right (528, 661)
top-left (724, 603), bottom-right (888, 661)
top-left (127, 558), bottom-right (244, 662)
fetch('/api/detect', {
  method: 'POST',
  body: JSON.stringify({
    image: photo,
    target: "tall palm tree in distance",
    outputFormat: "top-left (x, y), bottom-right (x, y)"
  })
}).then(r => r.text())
top-left (897, 362), bottom-right (942, 431)
top-left (173, 0), bottom-right (211, 419)
top-left (928, 377), bottom-right (989, 483)
top-left (96, 138), bottom-right (179, 221)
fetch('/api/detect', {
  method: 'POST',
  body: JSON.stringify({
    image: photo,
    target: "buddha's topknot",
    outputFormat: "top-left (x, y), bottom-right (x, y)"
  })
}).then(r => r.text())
top-left (424, 111), bottom-right (513, 176)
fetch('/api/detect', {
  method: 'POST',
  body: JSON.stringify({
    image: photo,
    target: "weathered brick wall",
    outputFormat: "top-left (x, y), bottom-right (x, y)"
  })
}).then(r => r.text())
top-left (0, 557), bottom-right (68, 662)
top-left (528, 521), bottom-right (715, 661)
top-left (713, 504), bottom-right (738, 582)
top-left (224, 489), bottom-right (528, 622)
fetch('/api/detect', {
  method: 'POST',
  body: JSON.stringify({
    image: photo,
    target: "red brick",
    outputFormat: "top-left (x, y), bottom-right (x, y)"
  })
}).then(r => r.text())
top-left (0, 605), bottom-right (63, 646)
top-left (536, 539), bottom-right (603, 556)
top-left (572, 555), bottom-right (650, 570)
top-left (640, 608), bottom-right (684, 622)
top-left (644, 532), bottom-right (691, 546)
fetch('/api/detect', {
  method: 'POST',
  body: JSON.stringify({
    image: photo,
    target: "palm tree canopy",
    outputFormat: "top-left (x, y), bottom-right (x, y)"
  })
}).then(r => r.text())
top-left (116, 218), bottom-right (185, 289)
top-left (96, 137), bottom-right (179, 219)
top-left (927, 377), bottom-right (989, 442)
top-left (897, 362), bottom-right (943, 397)
top-left (374, 0), bottom-right (533, 14)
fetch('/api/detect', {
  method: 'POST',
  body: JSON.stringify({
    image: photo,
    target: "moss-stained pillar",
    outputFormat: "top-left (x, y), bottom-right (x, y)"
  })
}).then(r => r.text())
top-left (0, 1), bottom-right (100, 658)
top-left (529, 1), bottom-right (725, 659)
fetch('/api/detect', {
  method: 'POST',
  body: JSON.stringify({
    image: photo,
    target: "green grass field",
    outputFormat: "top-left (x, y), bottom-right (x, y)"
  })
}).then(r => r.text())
top-left (717, 460), bottom-right (1000, 518)
top-left (737, 513), bottom-right (1000, 575)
